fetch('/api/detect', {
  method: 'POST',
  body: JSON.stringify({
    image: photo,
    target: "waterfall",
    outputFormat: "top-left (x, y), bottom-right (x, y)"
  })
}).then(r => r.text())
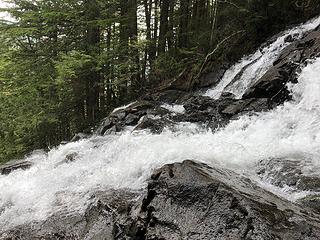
top-left (204, 15), bottom-right (320, 99)
top-left (1, 18), bottom-right (320, 232)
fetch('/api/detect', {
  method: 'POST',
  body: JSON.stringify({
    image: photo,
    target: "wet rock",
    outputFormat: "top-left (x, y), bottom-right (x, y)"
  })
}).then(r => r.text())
top-left (96, 100), bottom-right (156, 135)
top-left (0, 160), bottom-right (33, 175)
top-left (220, 98), bottom-right (270, 116)
top-left (124, 100), bottom-right (155, 114)
top-left (65, 152), bottom-right (78, 163)
top-left (0, 190), bottom-right (139, 240)
top-left (257, 158), bottom-right (320, 192)
top-left (297, 176), bottom-right (320, 192)
top-left (96, 117), bottom-right (114, 135)
top-left (155, 61), bottom-right (228, 93)
top-left (113, 111), bottom-right (126, 120)
top-left (177, 95), bottom-right (270, 130)
top-left (134, 116), bottom-right (173, 134)
top-left (243, 29), bottom-right (320, 104)
top-left (195, 64), bottom-right (228, 88)
top-left (125, 113), bottom-right (140, 126)
top-left (183, 96), bottom-right (218, 114)
top-left (96, 81), bottom-right (272, 135)
top-left (298, 195), bottom-right (320, 214)
top-left (126, 160), bottom-right (320, 240)
top-left (96, 91), bottom-right (270, 136)
top-left (184, 96), bottom-right (270, 116)
top-left (103, 124), bottom-right (122, 135)
top-left (220, 92), bottom-right (236, 99)
top-left (71, 133), bottom-right (88, 142)
top-left (153, 105), bottom-right (172, 116)
top-left (54, 152), bottom-right (79, 167)
top-left (284, 34), bottom-right (298, 43)
top-left (257, 158), bottom-right (303, 187)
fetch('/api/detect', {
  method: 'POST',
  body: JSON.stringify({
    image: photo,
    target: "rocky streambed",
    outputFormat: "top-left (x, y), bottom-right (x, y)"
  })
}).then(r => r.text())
top-left (3, 160), bottom-right (320, 240)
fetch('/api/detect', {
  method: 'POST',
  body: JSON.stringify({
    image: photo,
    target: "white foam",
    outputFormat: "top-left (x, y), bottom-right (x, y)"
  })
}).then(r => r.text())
top-left (161, 104), bottom-right (185, 114)
top-left (112, 101), bottom-right (137, 113)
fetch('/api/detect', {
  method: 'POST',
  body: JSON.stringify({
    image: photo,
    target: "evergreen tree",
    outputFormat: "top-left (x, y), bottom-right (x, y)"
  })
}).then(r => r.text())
top-left (0, 0), bottom-right (319, 163)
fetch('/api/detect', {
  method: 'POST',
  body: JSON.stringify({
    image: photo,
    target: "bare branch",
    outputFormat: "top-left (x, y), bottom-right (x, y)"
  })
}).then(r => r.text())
top-left (197, 30), bottom-right (246, 79)
top-left (218, 0), bottom-right (241, 9)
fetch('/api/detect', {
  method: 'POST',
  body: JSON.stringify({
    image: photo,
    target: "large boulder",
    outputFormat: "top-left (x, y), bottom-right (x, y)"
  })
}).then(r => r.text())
top-left (126, 160), bottom-right (320, 240)
top-left (96, 100), bottom-right (158, 135)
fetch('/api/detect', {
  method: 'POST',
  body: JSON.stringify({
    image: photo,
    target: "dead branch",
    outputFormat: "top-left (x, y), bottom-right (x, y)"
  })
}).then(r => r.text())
top-left (218, 0), bottom-right (241, 9)
top-left (197, 30), bottom-right (246, 79)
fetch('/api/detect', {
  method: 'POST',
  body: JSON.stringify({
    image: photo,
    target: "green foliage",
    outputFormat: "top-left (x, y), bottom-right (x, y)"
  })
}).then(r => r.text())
top-left (56, 51), bottom-right (97, 82)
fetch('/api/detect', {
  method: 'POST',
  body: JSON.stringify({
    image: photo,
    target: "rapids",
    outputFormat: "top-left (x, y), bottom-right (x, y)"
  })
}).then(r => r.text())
top-left (1, 16), bottom-right (320, 231)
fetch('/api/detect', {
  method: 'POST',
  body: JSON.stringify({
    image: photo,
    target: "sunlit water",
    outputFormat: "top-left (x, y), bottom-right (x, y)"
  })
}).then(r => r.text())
top-left (1, 18), bottom-right (320, 231)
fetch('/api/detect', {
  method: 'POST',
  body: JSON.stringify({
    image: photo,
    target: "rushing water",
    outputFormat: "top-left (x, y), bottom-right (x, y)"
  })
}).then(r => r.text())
top-left (1, 18), bottom-right (320, 231)
top-left (204, 15), bottom-right (320, 99)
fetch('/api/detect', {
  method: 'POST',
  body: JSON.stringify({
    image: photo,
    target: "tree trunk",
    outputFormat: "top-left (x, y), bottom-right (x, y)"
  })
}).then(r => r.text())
top-left (178, 0), bottom-right (190, 48)
top-left (167, 0), bottom-right (175, 50)
top-left (83, 0), bottom-right (101, 124)
top-left (151, 0), bottom-right (159, 61)
top-left (210, 0), bottom-right (218, 47)
top-left (129, 0), bottom-right (141, 97)
top-left (158, 0), bottom-right (170, 53)
top-left (119, 0), bottom-right (130, 102)
top-left (143, 0), bottom-right (152, 82)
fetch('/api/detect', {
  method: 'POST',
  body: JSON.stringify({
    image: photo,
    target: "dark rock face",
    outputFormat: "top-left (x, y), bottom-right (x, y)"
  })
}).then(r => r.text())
top-left (128, 161), bottom-right (320, 240)
top-left (257, 158), bottom-right (320, 192)
top-left (257, 157), bottom-right (320, 216)
top-left (96, 101), bottom-right (158, 135)
top-left (298, 195), bottom-right (320, 214)
top-left (134, 116), bottom-right (174, 134)
top-left (96, 94), bottom-right (271, 136)
top-left (176, 96), bottom-right (270, 130)
top-left (0, 160), bottom-right (33, 175)
top-left (243, 29), bottom-right (320, 104)
top-left (195, 64), bottom-right (229, 89)
top-left (3, 161), bottom-right (320, 239)
top-left (0, 190), bottom-right (140, 240)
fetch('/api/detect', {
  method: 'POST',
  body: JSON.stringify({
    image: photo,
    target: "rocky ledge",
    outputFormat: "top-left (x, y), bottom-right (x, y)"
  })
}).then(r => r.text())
top-left (92, 25), bottom-right (320, 136)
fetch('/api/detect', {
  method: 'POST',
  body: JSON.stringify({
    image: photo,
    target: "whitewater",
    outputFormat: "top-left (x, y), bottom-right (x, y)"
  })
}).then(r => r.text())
top-left (1, 16), bottom-right (320, 231)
